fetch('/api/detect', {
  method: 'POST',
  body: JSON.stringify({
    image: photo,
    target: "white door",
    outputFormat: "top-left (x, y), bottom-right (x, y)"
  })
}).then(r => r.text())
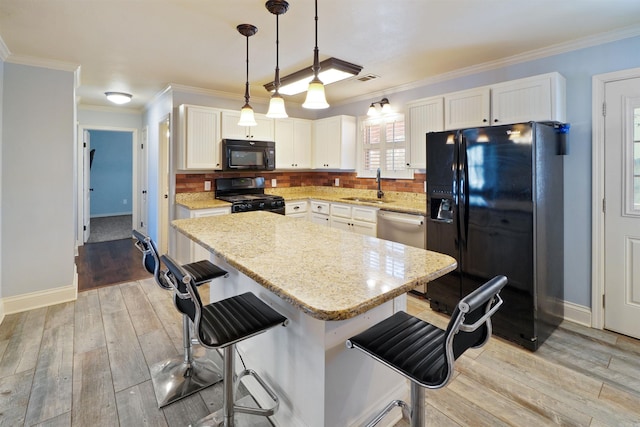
top-left (159, 117), bottom-right (170, 254)
top-left (138, 126), bottom-right (149, 234)
top-left (83, 129), bottom-right (91, 242)
top-left (604, 76), bottom-right (640, 339)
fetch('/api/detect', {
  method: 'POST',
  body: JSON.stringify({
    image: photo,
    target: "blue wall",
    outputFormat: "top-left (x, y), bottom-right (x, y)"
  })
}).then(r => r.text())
top-left (89, 129), bottom-right (133, 217)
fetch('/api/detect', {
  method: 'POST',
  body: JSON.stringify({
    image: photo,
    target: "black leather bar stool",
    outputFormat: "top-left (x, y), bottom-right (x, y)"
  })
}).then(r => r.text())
top-left (346, 275), bottom-right (508, 427)
top-left (132, 229), bottom-right (228, 407)
top-left (161, 254), bottom-right (288, 427)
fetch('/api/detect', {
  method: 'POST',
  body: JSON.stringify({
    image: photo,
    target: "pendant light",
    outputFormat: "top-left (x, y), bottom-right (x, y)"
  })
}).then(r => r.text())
top-left (237, 24), bottom-right (258, 127)
top-left (302, 0), bottom-right (329, 109)
top-left (266, 0), bottom-right (289, 119)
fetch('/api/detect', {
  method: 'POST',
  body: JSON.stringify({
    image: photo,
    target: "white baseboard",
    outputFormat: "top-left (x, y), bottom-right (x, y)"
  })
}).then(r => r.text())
top-left (0, 298), bottom-right (5, 325)
top-left (1, 268), bottom-right (78, 316)
top-left (562, 300), bottom-right (592, 327)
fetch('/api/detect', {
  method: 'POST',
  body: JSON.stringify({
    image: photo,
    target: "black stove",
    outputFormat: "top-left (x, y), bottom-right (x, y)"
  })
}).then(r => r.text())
top-left (215, 177), bottom-right (285, 214)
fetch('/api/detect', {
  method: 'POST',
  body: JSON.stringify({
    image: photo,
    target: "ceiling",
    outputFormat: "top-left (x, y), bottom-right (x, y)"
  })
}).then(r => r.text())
top-left (2, 0), bottom-right (640, 111)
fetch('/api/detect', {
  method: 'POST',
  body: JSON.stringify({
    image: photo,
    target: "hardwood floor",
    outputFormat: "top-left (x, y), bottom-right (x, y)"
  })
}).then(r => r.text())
top-left (76, 238), bottom-right (151, 291)
top-left (0, 286), bottom-right (639, 426)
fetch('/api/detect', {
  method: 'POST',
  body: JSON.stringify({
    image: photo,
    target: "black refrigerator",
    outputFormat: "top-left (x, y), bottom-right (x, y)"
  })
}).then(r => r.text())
top-left (425, 122), bottom-right (566, 351)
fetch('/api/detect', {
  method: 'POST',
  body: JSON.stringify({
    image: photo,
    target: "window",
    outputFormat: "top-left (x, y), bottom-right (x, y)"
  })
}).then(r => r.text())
top-left (358, 114), bottom-right (413, 179)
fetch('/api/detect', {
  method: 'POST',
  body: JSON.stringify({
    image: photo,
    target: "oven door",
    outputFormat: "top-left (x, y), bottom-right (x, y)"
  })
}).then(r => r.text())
top-left (222, 140), bottom-right (275, 171)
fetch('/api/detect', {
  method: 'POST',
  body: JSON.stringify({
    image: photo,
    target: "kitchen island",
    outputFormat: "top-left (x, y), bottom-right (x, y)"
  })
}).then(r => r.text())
top-left (171, 211), bottom-right (456, 426)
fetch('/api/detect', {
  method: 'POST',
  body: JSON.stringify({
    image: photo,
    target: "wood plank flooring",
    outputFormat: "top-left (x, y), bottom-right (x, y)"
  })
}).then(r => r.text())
top-left (0, 284), bottom-right (639, 426)
top-left (76, 238), bottom-right (151, 291)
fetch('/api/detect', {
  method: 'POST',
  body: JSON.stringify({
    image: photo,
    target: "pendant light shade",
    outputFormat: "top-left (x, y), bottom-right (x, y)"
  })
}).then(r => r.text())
top-left (266, 0), bottom-right (289, 119)
top-left (237, 24), bottom-right (258, 127)
top-left (302, 0), bottom-right (329, 109)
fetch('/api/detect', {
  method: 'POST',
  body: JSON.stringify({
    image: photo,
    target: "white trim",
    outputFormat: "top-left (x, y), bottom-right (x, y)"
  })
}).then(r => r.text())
top-left (0, 35), bottom-right (10, 61)
top-left (5, 53), bottom-right (79, 72)
top-left (338, 25), bottom-right (640, 107)
top-left (2, 269), bottom-right (78, 315)
top-left (591, 67), bottom-right (640, 330)
top-left (562, 300), bottom-right (592, 328)
top-left (90, 212), bottom-right (133, 218)
top-left (0, 299), bottom-right (5, 325)
top-left (76, 126), bottom-right (139, 248)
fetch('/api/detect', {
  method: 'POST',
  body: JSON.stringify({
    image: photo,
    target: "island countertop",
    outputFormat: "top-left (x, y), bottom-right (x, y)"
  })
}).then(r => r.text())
top-left (171, 211), bottom-right (456, 321)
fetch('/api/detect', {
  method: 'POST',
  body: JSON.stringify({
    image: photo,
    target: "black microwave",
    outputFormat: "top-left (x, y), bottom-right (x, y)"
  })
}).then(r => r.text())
top-left (221, 139), bottom-right (276, 171)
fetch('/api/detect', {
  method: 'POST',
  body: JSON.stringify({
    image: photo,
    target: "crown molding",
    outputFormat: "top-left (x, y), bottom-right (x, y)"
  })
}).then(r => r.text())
top-left (0, 35), bottom-right (10, 61)
top-left (77, 103), bottom-right (143, 114)
top-left (5, 53), bottom-right (79, 72)
top-left (342, 24), bottom-right (640, 106)
top-left (167, 83), bottom-right (271, 103)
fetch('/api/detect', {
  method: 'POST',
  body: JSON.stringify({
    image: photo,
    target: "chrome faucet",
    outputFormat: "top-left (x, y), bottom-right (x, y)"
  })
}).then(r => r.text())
top-left (376, 168), bottom-right (384, 199)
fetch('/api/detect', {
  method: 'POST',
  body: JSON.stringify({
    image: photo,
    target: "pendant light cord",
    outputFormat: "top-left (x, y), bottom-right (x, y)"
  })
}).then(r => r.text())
top-left (312, 0), bottom-right (320, 77)
top-left (275, 13), bottom-right (281, 92)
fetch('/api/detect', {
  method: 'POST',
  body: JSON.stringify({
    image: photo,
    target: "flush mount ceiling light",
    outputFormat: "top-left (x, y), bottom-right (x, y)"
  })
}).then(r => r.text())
top-left (237, 23), bottom-right (258, 127)
top-left (367, 97), bottom-right (391, 116)
top-left (265, 0), bottom-right (289, 119)
top-left (105, 91), bottom-right (132, 105)
top-left (264, 57), bottom-right (363, 97)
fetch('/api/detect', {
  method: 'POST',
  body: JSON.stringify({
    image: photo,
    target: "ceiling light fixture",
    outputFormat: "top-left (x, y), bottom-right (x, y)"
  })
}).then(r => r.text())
top-left (105, 91), bottom-right (132, 105)
top-left (237, 24), bottom-right (258, 127)
top-left (367, 97), bottom-right (391, 116)
top-left (265, 0), bottom-right (289, 119)
top-left (264, 57), bottom-right (363, 96)
top-left (302, 0), bottom-right (329, 109)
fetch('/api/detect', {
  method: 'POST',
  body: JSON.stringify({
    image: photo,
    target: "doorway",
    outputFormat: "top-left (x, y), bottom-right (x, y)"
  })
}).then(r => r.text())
top-left (592, 68), bottom-right (640, 339)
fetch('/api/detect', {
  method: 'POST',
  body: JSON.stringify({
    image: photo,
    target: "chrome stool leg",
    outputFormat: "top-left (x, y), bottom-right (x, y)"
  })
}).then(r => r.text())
top-left (150, 314), bottom-right (223, 407)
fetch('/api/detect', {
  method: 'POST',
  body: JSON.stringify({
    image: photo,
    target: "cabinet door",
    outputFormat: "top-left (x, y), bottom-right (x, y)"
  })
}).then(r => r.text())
top-left (490, 73), bottom-right (566, 125)
top-left (221, 111), bottom-right (274, 140)
top-left (310, 213), bottom-right (330, 226)
top-left (275, 118), bottom-right (295, 168)
top-left (293, 119), bottom-right (312, 168)
top-left (312, 119), bottom-right (331, 168)
top-left (330, 203), bottom-right (352, 219)
top-left (352, 220), bottom-right (377, 237)
top-left (179, 105), bottom-right (221, 170)
top-left (406, 97), bottom-right (444, 169)
top-left (330, 216), bottom-right (351, 231)
top-left (444, 87), bottom-right (491, 130)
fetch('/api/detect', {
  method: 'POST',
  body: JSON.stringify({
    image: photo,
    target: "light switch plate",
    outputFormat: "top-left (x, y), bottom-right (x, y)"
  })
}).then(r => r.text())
top-left (334, 178), bottom-right (339, 187)
top-left (204, 180), bottom-right (211, 191)
top-left (271, 178), bottom-right (277, 188)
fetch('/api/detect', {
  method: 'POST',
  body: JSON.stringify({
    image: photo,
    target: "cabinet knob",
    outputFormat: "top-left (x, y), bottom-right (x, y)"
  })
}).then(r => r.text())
top-left (494, 119), bottom-right (499, 123)
top-left (483, 119), bottom-right (488, 123)
top-left (406, 163), bottom-right (410, 166)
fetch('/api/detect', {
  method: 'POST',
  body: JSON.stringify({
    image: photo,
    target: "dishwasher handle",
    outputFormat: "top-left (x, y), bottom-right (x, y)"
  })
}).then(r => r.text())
top-left (379, 211), bottom-right (424, 226)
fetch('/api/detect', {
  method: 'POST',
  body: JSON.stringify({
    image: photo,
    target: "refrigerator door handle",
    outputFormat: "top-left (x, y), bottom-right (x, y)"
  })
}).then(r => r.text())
top-left (459, 133), bottom-right (470, 247)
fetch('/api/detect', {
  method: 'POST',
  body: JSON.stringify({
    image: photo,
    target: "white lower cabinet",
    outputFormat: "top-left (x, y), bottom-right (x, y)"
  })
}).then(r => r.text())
top-left (330, 202), bottom-right (378, 237)
top-left (310, 200), bottom-right (330, 226)
top-left (175, 205), bottom-right (231, 264)
top-left (285, 200), bottom-right (309, 220)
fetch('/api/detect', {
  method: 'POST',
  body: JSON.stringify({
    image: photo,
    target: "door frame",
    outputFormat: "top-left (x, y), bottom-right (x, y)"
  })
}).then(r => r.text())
top-left (76, 125), bottom-right (140, 247)
top-left (591, 66), bottom-right (640, 330)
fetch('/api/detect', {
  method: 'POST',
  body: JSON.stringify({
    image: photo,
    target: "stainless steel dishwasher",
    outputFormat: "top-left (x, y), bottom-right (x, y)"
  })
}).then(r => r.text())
top-left (377, 210), bottom-right (427, 292)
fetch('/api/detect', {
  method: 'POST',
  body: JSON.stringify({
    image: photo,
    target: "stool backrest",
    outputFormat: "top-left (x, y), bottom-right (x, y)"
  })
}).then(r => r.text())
top-left (160, 254), bottom-right (204, 325)
top-left (132, 229), bottom-right (171, 290)
top-left (444, 275), bottom-right (507, 367)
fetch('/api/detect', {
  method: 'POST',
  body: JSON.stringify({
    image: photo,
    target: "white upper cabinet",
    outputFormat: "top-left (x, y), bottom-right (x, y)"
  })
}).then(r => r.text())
top-left (406, 96), bottom-right (444, 169)
top-left (177, 104), bottom-right (222, 170)
top-left (444, 87), bottom-right (491, 130)
top-left (221, 110), bottom-right (274, 140)
top-left (443, 72), bottom-right (566, 130)
top-left (490, 72), bottom-right (566, 125)
top-left (274, 118), bottom-right (312, 169)
top-left (312, 115), bottom-right (356, 169)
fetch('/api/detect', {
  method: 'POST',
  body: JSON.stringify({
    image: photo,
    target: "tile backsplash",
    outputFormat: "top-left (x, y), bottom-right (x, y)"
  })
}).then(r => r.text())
top-left (176, 171), bottom-right (426, 194)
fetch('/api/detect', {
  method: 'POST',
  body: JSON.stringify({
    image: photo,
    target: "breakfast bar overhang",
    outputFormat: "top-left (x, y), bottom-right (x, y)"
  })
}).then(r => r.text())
top-left (171, 211), bottom-right (456, 426)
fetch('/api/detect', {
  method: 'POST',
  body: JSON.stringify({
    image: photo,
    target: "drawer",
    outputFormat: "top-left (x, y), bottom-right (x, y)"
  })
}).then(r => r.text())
top-left (352, 206), bottom-right (378, 223)
top-left (286, 200), bottom-right (308, 215)
top-left (310, 200), bottom-right (330, 215)
top-left (330, 203), bottom-right (352, 219)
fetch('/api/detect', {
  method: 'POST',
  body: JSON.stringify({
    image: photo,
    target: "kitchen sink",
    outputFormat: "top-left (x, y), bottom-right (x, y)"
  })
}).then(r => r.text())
top-left (341, 197), bottom-right (393, 204)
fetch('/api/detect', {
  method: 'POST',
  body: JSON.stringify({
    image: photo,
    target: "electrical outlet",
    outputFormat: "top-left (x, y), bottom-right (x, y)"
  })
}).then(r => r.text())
top-left (204, 180), bottom-right (211, 191)
top-left (271, 178), bottom-right (277, 188)
top-left (123, 199), bottom-right (127, 205)
top-left (334, 178), bottom-right (340, 186)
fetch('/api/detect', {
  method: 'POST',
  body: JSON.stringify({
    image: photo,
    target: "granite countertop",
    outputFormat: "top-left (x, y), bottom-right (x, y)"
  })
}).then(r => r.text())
top-left (176, 186), bottom-right (427, 215)
top-left (172, 211), bottom-right (456, 321)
